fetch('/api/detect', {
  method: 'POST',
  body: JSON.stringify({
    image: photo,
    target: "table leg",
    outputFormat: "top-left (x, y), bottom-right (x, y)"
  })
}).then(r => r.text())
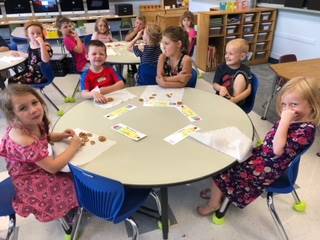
top-left (261, 75), bottom-right (279, 120)
top-left (160, 187), bottom-right (169, 240)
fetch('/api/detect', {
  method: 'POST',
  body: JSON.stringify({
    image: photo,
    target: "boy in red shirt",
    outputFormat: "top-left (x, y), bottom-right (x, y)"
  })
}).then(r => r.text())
top-left (81, 40), bottom-right (124, 103)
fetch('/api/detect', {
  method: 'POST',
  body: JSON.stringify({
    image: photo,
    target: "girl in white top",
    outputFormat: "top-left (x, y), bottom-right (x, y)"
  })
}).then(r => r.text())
top-left (91, 17), bottom-right (114, 43)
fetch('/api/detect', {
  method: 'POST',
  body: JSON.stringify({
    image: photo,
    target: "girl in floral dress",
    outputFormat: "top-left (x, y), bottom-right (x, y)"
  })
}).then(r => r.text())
top-left (0, 84), bottom-right (82, 222)
top-left (197, 76), bottom-right (320, 215)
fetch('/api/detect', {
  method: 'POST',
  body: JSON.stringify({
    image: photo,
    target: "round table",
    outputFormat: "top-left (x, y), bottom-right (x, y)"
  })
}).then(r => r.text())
top-left (105, 41), bottom-right (140, 65)
top-left (0, 51), bottom-right (27, 71)
top-left (53, 87), bottom-right (253, 239)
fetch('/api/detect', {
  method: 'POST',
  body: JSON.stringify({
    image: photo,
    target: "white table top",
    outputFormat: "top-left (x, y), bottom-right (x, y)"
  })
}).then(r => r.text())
top-left (53, 87), bottom-right (253, 187)
top-left (11, 26), bottom-right (93, 40)
top-left (105, 41), bottom-right (140, 65)
top-left (0, 51), bottom-right (27, 71)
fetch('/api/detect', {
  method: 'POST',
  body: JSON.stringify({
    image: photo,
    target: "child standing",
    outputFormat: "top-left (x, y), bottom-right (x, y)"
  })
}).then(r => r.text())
top-left (128, 24), bottom-right (162, 85)
top-left (157, 26), bottom-right (192, 88)
top-left (56, 16), bottom-right (88, 73)
top-left (91, 17), bottom-right (114, 43)
top-left (9, 21), bottom-right (53, 84)
top-left (213, 38), bottom-right (252, 108)
top-left (180, 11), bottom-right (197, 56)
top-left (197, 76), bottom-right (319, 216)
top-left (0, 84), bottom-right (82, 222)
top-left (81, 40), bottom-right (124, 103)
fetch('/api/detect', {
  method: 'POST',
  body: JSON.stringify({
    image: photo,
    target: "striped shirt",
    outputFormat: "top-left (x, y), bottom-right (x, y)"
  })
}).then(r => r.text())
top-left (133, 45), bottom-right (162, 65)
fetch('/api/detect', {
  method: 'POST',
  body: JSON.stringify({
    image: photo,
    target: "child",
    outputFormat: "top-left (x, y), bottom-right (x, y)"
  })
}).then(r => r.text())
top-left (0, 84), bottom-right (82, 222)
top-left (9, 21), bottom-right (53, 84)
top-left (56, 16), bottom-right (88, 73)
top-left (81, 40), bottom-right (124, 103)
top-left (124, 16), bottom-right (146, 42)
top-left (0, 36), bottom-right (10, 89)
top-left (180, 11), bottom-right (197, 56)
top-left (157, 26), bottom-right (192, 88)
top-left (91, 17), bottom-right (114, 43)
top-left (197, 76), bottom-right (319, 216)
top-left (213, 38), bottom-right (252, 108)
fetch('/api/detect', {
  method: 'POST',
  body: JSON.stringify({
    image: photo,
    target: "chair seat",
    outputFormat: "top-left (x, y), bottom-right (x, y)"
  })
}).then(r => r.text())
top-left (114, 187), bottom-right (151, 223)
top-left (0, 177), bottom-right (15, 216)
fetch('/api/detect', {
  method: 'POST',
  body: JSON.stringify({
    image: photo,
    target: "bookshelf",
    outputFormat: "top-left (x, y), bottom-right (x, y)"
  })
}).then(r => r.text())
top-left (196, 7), bottom-right (277, 71)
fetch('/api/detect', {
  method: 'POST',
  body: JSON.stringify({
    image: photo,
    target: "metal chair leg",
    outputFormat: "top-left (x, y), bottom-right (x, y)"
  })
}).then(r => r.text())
top-left (71, 79), bottom-right (80, 99)
top-left (72, 207), bottom-right (84, 240)
top-left (213, 197), bottom-right (231, 224)
top-left (125, 218), bottom-right (139, 240)
top-left (262, 75), bottom-right (279, 120)
top-left (291, 189), bottom-right (301, 204)
top-left (267, 193), bottom-right (289, 240)
top-left (6, 214), bottom-right (16, 240)
top-left (150, 190), bottom-right (162, 216)
top-left (52, 82), bottom-right (67, 98)
top-left (40, 89), bottom-right (60, 111)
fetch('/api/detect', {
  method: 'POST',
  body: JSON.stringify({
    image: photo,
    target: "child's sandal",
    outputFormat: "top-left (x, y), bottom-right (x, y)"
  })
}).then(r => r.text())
top-left (199, 188), bottom-right (211, 200)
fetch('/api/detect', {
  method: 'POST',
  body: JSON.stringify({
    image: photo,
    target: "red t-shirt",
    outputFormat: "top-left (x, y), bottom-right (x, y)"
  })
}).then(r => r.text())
top-left (81, 67), bottom-right (121, 91)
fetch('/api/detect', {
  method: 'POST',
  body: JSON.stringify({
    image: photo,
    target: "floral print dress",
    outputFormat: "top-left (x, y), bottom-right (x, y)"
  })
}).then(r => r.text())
top-left (0, 127), bottom-right (78, 222)
top-left (214, 122), bottom-right (315, 208)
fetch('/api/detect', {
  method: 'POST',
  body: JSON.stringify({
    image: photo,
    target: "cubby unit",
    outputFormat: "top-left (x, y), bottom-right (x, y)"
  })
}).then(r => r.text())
top-left (196, 8), bottom-right (277, 72)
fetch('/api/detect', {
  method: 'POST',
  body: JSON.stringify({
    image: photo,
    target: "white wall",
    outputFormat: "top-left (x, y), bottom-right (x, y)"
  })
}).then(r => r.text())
top-left (271, 10), bottom-right (320, 60)
top-left (189, 0), bottom-right (219, 12)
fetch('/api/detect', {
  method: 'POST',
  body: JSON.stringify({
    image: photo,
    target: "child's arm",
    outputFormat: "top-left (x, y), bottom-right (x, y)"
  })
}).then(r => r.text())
top-left (71, 32), bottom-right (84, 54)
top-left (272, 109), bottom-right (296, 156)
top-left (81, 89), bottom-right (108, 104)
top-left (49, 129), bottom-right (75, 142)
top-left (230, 84), bottom-right (252, 104)
top-left (36, 37), bottom-right (51, 63)
top-left (127, 30), bottom-right (143, 51)
top-left (125, 27), bottom-right (140, 42)
top-left (100, 81), bottom-right (124, 95)
top-left (36, 135), bottom-right (82, 174)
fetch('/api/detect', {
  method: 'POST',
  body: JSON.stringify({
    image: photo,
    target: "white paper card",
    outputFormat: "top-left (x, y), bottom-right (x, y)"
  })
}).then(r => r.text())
top-left (94, 89), bottom-right (136, 109)
top-left (164, 124), bottom-right (200, 145)
top-left (0, 56), bottom-right (24, 63)
top-left (140, 86), bottom-right (184, 106)
top-left (107, 48), bottom-right (117, 56)
top-left (176, 104), bottom-right (202, 122)
top-left (191, 127), bottom-right (252, 162)
top-left (104, 104), bottom-right (137, 120)
top-left (111, 123), bottom-right (147, 141)
top-left (53, 128), bottom-right (116, 172)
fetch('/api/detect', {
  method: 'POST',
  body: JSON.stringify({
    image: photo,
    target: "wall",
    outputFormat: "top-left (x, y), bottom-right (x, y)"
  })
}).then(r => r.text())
top-left (189, 0), bottom-right (219, 12)
top-left (271, 9), bottom-right (320, 60)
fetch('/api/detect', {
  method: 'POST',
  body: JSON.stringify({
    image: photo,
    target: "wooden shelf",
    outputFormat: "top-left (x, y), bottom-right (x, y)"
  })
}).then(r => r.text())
top-left (196, 7), bottom-right (277, 72)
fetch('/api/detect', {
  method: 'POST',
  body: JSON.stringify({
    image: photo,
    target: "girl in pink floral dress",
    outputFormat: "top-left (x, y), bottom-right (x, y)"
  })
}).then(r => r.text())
top-left (197, 76), bottom-right (320, 216)
top-left (0, 84), bottom-right (82, 222)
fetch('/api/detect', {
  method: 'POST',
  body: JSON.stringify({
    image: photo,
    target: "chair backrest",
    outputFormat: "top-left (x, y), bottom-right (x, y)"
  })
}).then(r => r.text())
top-left (241, 73), bottom-right (259, 114)
top-left (31, 62), bottom-right (55, 88)
top-left (69, 164), bottom-right (125, 221)
top-left (83, 34), bottom-right (93, 47)
top-left (186, 68), bottom-right (197, 88)
top-left (0, 177), bottom-right (16, 216)
top-left (137, 63), bottom-right (157, 86)
top-left (279, 54), bottom-right (297, 63)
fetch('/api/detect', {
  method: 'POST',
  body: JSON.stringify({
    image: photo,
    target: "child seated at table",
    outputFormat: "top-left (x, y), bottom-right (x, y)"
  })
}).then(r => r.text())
top-left (213, 38), bottom-right (252, 109)
top-left (156, 26), bottom-right (192, 88)
top-left (81, 40), bottom-right (124, 103)
top-left (0, 36), bottom-right (10, 89)
top-left (91, 17), bottom-right (115, 43)
top-left (56, 16), bottom-right (88, 73)
top-left (128, 24), bottom-right (162, 85)
top-left (180, 11), bottom-right (197, 56)
top-left (9, 21), bottom-right (53, 84)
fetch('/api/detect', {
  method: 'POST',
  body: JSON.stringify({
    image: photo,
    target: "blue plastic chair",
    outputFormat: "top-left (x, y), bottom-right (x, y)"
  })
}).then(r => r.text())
top-left (0, 177), bottom-right (17, 240)
top-left (213, 152), bottom-right (308, 240)
top-left (186, 68), bottom-right (197, 88)
top-left (69, 164), bottom-right (153, 240)
top-left (137, 64), bottom-right (157, 86)
top-left (241, 73), bottom-right (259, 114)
top-left (31, 62), bottom-right (67, 116)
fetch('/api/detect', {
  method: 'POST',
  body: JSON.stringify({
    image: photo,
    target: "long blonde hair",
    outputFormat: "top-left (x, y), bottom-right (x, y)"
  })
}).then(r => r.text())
top-left (0, 84), bottom-right (50, 136)
top-left (276, 76), bottom-right (320, 125)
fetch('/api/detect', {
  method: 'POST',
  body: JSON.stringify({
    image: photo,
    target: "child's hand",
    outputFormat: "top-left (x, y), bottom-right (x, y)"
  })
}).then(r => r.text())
top-left (219, 86), bottom-right (231, 98)
top-left (93, 92), bottom-right (108, 104)
top-left (70, 135), bottom-right (82, 150)
top-left (35, 36), bottom-right (44, 45)
top-left (280, 108), bottom-right (296, 124)
top-left (62, 129), bottom-right (75, 139)
top-left (136, 29), bottom-right (143, 39)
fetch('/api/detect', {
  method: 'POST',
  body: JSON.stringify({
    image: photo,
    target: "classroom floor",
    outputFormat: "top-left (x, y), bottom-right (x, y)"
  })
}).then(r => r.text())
top-left (0, 68), bottom-right (320, 240)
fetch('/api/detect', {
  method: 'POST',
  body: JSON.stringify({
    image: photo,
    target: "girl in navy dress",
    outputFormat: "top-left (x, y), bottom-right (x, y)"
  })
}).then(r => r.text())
top-left (198, 76), bottom-right (320, 215)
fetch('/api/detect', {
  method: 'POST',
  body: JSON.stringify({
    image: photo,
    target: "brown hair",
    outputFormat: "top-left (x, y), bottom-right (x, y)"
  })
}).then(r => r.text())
top-left (180, 11), bottom-right (195, 28)
top-left (55, 15), bottom-right (72, 30)
top-left (0, 84), bottom-right (50, 136)
top-left (163, 26), bottom-right (189, 55)
top-left (88, 40), bottom-right (106, 54)
top-left (24, 21), bottom-right (46, 40)
top-left (145, 24), bottom-right (162, 46)
top-left (276, 76), bottom-right (320, 125)
top-left (136, 16), bottom-right (146, 25)
top-left (95, 17), bottom-right (110, 34)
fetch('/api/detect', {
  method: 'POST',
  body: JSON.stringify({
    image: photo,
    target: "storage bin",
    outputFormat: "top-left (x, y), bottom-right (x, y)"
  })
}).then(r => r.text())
top-left (209, 26), bottom-right (222, 35)
top-left (243, 24), bottom-right (254, 33)
top-left (261, 12), bottom-right (272, 21)
top-left (256, 42), bottom-right (266, 51)
top-left (244, 13), bottom-right (255, 23)
top-left (260, 22), bottom-right (272, 32)
top-left (226, 35), bottom-right (236, 43)
top-left (226, 25), bottom-right (237, 35)
top-left (255, 51), bottom-right (266, 60)
top-left (257, 32), bottom-right (268, 41)
top-left (243, 33), bottom-right (255, 42)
